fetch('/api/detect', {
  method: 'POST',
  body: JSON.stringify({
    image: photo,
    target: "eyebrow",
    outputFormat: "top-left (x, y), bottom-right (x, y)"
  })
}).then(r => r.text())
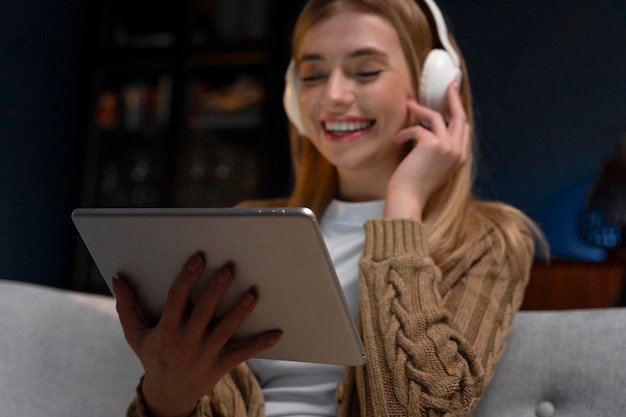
top-left (298, 47), bottom-right (389, 65)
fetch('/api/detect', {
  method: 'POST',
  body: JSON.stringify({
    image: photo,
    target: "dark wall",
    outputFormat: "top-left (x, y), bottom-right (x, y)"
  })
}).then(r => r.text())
top-left (0, 1), bottom-right (92, 287)
top-left (440, 0), bottom-right (625, 259)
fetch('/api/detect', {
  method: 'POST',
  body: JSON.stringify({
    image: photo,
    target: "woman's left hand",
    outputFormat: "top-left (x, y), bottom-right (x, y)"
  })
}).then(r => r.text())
top-left (384, 81), bottom-right (471, 221)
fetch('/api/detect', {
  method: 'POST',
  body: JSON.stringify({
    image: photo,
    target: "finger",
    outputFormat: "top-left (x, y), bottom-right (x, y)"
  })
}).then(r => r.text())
top-left (203, 289), bottom-right (259, 355)
top-left (460, 121), bottom-right (472, 163)
top-left (159, 253), bottom-right (206, 331)
top-left (218, 330), bottom-right (283, 371)
top-left (393, 124), bottom-right (431, 145)
top-left (185, 264), bottom-right (234, 344)
top-left (396, 99), bottom-right (437, 144)
top-left (406, 99), bottom-right (448, 138)
top-left (445, 81), bottom-right (468, 140)
top-left (112, 277), bottom-right (149, 351)
top-left (445, 81), bottom-right (472, 165)
top-left (446, 80), bottom-right (463, 117)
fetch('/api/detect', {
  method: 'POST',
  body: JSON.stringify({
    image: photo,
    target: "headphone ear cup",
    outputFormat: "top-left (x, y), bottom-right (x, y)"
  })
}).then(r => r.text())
top-left (419, 49), bottom-right (462, 114)
top-left (283, 60), bottom-right (307, 135)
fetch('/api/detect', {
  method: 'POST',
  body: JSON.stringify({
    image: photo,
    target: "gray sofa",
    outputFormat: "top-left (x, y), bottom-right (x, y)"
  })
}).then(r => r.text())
top-left (1, 279), bottom-right (625, 416)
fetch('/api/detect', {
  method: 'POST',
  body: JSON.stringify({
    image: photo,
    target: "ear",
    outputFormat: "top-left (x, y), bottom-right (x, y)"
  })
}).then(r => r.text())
top-left (283, 60), bottom-right (307, 135)
top-left (419, 49), bottom-right (461, 114)
top-left (404, 97), bottom-right (420, 127)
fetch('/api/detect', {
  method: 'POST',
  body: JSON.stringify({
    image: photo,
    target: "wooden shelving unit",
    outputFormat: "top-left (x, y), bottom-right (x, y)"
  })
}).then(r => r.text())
top-left (522, 259), bottom-right (626, 310)
top-left (71, 0), bottom-right (295, 293)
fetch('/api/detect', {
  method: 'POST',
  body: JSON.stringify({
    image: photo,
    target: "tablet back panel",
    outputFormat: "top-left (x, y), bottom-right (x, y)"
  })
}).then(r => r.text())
top-left (72, 207), bottom-right (367, 366)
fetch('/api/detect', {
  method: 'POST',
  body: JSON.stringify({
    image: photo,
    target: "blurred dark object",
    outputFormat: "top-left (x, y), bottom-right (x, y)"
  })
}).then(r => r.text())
top-left (580, 131), bottom-right (626, 258)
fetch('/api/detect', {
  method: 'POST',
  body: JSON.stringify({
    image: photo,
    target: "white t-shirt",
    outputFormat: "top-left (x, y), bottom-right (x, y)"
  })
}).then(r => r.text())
top-left (247, 199), bottom-right (384, 417)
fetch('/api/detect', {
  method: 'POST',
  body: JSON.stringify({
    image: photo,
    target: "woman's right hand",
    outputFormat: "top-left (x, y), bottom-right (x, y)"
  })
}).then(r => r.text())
top-left (384, 81), bottom-right (470, 221)
top-left (113, 253), bottom-right (283, 417)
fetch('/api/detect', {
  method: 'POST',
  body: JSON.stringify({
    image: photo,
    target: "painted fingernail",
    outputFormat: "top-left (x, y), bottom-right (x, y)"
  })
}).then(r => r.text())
top-left (217, 267), bottom-right (232, 285)
top-left (240, 291), bottom-right (255, 308)
top-left (187, 254), bottom-right (203, 272)
top-left (265, 331), bottom-right (283, 345)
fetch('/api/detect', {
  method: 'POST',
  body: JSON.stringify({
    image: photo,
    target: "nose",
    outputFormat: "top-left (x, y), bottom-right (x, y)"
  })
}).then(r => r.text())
top-left (322, 71), bottom-right (353, 110)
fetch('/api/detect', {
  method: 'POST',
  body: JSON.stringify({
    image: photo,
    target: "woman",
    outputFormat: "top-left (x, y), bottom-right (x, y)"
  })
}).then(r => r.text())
top-left (114, 0), bottom-right (542, 416)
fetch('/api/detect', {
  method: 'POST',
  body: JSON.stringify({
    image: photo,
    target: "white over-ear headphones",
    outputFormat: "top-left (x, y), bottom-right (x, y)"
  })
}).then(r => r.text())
top-left (283, 0), bottom-right (462, 136)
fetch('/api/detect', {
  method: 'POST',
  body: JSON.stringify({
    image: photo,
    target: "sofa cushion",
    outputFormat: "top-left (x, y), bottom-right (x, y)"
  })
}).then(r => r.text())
top-left (475, 307), bottom-right (626, 416)
top-left (3, 280), bottom-right (625, 416)
top-left (0, 280), bottom-right (142, 417)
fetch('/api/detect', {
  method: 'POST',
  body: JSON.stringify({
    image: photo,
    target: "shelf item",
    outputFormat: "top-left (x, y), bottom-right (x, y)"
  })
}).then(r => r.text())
top-left (579, 133), bottom-right (626, 250)
top-left (95, 75), bottom-right (172, 133)
top-left (178, 132), bottom-right (261, 208)
top-left (187, 73), bottom-right (264, 130)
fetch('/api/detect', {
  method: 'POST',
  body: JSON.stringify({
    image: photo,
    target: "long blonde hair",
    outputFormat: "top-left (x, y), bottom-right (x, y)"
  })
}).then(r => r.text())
top-left (286, 0), bottom-right (545, 271)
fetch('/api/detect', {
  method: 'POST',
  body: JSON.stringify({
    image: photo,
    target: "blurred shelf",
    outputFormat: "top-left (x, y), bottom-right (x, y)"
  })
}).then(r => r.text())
top-left (71, 0), bottom-right (292, 294)
top-left (521, 260), bottom-right (626, 310)
top-left (188, 111), bottom-right (262, 130)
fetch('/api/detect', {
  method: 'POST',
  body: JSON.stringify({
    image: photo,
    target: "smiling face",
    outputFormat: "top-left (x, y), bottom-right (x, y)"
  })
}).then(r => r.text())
top-left (295, 7), bottom-right (415, 200)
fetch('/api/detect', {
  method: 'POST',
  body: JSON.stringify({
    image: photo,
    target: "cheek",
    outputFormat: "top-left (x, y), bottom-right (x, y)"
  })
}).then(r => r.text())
top-left (375, 90), bottom-right (410, 129)
top-left (370, 78), bottom-right (409, 105)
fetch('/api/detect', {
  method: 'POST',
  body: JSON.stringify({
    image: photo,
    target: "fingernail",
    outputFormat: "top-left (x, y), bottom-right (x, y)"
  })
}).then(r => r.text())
top-left (451, 79), bottom-right (459, 90)
top-left (217, 266), bottom-right (232, 285)
top-left (187, 254), bottom-right (203, 272)
top-left (265, 331), bottom-right (282, 346)
top-left (240, 291), bottom-right (255, 308)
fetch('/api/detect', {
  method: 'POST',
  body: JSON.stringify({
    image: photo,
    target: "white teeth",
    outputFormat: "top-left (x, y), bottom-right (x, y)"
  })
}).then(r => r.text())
top-left (324, 120), bottom-right (371, 133)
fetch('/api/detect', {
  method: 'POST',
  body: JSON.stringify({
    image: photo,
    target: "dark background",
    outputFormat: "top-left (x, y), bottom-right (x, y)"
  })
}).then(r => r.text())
top-left (1, 0), bottom-right (625, 289)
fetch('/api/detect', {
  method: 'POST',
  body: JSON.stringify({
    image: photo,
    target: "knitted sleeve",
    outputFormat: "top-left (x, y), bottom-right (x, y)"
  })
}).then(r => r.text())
top-left (126, 364), bottom-right (265, 417)
top-left (350, 219), bottom-right (532, 417)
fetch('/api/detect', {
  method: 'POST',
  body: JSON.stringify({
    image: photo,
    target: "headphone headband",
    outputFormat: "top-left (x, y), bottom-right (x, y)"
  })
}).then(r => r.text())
top-left (421, 0), bottom-right (459, 67)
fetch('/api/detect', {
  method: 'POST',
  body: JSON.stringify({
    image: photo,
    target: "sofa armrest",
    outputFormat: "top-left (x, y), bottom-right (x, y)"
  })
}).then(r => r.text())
top-left (0, 280), bottom-right (142, 417)
top-left (475, 308), bottom-right (626, 416)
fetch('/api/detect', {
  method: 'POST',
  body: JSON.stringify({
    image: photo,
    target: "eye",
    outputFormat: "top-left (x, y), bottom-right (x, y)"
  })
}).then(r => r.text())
top-left (298, 62), bottom-right (329, 84)
top-left (300, 72), bottom-right (328, 83)
top-left (355, 70), bottom-right (382, 80)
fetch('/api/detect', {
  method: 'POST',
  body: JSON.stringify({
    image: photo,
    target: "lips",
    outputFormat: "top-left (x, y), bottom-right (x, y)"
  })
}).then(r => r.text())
top-left (321, 119), bottom-right (375, 142)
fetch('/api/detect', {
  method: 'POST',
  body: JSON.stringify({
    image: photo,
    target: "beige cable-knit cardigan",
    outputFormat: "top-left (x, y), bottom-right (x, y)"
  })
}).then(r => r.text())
top-left (127, 202), bottom-right (533, 417)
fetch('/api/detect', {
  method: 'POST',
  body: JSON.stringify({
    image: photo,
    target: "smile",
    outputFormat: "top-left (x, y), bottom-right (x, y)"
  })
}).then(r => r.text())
top-left (322, 120), bottom-right (375, 136)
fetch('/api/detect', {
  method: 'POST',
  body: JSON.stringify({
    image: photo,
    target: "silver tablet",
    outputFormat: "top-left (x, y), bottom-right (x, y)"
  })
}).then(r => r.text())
top-left (72, 207), bottom-right (367, 366)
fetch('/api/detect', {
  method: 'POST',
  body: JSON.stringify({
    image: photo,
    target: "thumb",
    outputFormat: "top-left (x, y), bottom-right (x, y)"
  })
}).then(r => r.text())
top-left (394, 97), bottom-right (430, 144)
top-left (112, 277), bottom-right (148, 352)
top-left (393, 123), bottom-right (431, 146)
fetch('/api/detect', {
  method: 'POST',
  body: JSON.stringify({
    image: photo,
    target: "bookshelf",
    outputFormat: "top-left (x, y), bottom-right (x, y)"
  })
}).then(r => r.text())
top-left (72, 0), bottom-right (296, 293)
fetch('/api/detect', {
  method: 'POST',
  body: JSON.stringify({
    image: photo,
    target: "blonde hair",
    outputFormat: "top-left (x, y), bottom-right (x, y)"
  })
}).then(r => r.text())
top-left (286, 0), bottom-right (545, 271)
